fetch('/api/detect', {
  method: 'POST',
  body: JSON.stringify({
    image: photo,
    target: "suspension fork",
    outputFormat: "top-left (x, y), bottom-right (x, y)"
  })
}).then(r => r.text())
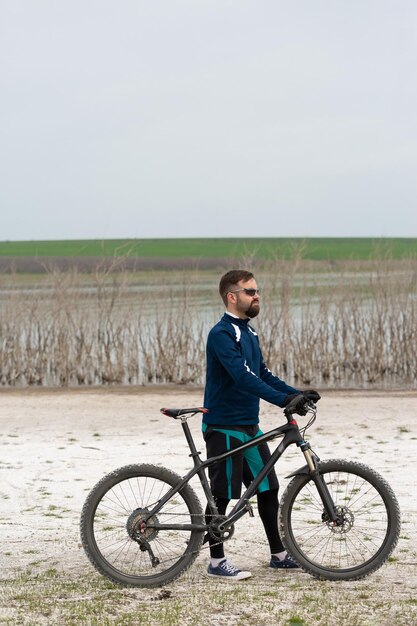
top-left (300, 442), bottom-right (338, 522)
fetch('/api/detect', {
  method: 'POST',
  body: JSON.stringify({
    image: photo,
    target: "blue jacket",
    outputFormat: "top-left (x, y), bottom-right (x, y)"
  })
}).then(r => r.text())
top-left (203, 313), bottom-right (299, 426)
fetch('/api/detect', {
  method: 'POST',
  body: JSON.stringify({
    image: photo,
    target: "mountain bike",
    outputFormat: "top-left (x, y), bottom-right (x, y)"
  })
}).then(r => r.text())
top-left (80, 397), bottom-right (401, 587)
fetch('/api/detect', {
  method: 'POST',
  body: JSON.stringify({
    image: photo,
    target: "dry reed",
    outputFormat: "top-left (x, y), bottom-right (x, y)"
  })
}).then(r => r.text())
top-left (0, 259), bottom-right (416, 388)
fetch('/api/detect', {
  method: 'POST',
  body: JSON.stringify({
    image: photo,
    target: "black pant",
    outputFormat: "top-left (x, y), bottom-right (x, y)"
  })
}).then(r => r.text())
top-left (205, 489), bottom-right (285, 559)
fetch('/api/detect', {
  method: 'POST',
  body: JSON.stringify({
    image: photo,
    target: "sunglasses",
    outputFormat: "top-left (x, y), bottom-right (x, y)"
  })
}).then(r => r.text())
top-left (229, 288), bottom-right (260, 297)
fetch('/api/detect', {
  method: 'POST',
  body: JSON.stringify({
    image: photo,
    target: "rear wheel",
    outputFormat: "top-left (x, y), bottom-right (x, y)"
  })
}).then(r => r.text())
top-left (279, 459), bottom-right (401, 580)
top-left (80, 464), bottom-right (204, 587)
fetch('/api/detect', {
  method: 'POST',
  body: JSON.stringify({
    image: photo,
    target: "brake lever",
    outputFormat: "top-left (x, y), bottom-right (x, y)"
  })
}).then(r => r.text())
top-left (284, 398), bottom-right (316, 420)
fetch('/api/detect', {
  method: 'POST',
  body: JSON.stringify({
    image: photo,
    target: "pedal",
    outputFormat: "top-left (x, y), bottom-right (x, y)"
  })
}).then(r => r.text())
top-left (245, 500), bottom-right (254, 517)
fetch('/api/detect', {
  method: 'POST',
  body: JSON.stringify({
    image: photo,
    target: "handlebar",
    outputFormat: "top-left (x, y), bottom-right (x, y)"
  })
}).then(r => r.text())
top-left (283, 397), bottom-right (316, 420)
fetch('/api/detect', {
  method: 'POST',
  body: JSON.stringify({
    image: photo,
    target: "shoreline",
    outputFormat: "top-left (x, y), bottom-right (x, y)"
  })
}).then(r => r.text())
top-left (0, 383), bottom-right (416, 396)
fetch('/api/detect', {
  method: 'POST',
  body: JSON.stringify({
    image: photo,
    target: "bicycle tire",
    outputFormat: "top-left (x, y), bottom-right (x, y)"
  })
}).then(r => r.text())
top-left (80, 464), bottom-right (204, 587)
top-left (279, 459), bottom-right (401, 581)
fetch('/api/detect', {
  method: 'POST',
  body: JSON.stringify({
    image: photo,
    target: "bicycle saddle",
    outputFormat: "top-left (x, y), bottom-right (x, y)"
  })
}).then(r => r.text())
top-left (160, 407), bottom-right (208, 418)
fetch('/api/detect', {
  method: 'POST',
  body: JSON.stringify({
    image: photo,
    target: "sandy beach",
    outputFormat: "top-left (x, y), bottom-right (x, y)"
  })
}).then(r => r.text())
top-left (0, 387), bottom-right (416, 625)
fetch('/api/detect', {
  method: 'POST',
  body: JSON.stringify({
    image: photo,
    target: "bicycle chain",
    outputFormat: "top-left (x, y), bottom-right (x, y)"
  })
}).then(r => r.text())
top-left (142, 511), bottom-right (228, 561)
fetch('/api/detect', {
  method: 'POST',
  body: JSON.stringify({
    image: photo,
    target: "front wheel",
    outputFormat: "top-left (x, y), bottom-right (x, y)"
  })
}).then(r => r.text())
top-left (80, 464), bottom-right (204, 587)
top-left (279, 459), bottom-right (401, 580)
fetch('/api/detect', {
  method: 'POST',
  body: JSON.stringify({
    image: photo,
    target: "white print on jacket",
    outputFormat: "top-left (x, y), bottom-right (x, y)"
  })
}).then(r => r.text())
top-left (231, 324), bottom-right (241, 343)
top-left (244, 360), bottom-right (258, 377)
top-left (232, 324), bottom-right (258, 377)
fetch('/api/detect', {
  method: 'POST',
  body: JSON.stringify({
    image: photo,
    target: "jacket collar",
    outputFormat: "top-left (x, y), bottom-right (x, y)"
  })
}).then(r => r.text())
top-left (223, 312), bottom-right (250, 327)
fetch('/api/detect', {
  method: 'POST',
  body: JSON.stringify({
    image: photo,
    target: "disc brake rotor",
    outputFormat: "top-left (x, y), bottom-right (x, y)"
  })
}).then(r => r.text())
top-left (325, 506), bottom-right (355, 534)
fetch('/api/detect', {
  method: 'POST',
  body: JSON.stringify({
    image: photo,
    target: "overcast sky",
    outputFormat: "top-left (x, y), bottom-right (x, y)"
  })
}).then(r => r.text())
top-left (1, 1), bottom-right (416, 241)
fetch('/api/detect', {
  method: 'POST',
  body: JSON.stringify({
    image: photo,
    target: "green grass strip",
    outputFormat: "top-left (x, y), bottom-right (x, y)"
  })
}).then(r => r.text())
top-left (0, 237), bottom-right (416, 260)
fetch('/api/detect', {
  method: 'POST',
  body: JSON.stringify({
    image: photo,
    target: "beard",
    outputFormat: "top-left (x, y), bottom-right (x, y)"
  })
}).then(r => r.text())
top-left (244, 302), bottom-right (260, 318)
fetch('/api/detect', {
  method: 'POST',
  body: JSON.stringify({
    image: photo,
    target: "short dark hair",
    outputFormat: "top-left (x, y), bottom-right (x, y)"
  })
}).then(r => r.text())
top-left (219, 269), bottom-right (254, 306)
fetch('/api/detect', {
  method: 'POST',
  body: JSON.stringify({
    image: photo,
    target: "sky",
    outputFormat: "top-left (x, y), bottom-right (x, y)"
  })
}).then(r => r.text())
top-left (1, 0), bottom-right (417, 241)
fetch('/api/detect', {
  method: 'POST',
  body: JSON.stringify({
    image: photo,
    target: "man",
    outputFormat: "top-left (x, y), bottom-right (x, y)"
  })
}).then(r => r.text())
top-left (203, 269), bottom-right (320, 580)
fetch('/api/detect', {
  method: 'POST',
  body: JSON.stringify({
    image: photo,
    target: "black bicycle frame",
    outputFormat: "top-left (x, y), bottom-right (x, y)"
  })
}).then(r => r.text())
top-left (145, 416), bottom-right (339, 533)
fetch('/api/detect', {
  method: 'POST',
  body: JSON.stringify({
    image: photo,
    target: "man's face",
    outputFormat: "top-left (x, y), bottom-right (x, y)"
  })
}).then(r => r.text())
top-left (232, 278), bottom-right (260, 319)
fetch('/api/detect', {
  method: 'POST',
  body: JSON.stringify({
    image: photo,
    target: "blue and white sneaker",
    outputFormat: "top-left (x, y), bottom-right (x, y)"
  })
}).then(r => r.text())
top-left (207, 559), bottom-right (252, 580)
top-left (270, 554), bottom-right (300, 569)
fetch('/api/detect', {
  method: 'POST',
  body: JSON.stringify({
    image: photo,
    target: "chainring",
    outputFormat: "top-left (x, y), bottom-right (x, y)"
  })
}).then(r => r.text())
top-left (208, 515), bottom-right (235, 542)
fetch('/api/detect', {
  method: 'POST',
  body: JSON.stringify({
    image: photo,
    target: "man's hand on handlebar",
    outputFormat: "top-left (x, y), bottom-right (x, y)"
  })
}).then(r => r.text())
top-left (283, 389), bottom-right (321, 417)
top-left (283, 393), bottom-right (309, 416)
top-left (303, 389), bottom-right (321, 403)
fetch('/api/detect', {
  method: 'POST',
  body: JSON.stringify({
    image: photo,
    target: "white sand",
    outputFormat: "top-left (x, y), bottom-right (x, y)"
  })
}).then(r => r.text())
top-left (0, 387), bottom-right (416, 623)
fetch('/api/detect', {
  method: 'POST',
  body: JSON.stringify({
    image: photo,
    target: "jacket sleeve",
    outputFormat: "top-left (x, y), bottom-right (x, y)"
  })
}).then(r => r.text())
top-left (259, 352), bottom-right (300, 395)
top-left (209, 329), bottom-right (294, 408)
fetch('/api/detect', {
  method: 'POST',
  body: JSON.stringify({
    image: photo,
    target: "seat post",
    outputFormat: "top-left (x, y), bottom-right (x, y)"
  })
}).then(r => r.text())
top-left (180, 417), bottom-right (216, 511)
top-left (180, 418), bottom-right (200, 460)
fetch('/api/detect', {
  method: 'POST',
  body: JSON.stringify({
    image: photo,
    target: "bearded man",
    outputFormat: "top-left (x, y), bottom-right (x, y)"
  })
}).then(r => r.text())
top-left (203, 269), bottom-right (320, 580)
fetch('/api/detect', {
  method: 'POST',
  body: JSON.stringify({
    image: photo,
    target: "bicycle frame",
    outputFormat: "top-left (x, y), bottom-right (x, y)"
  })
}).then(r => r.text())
top-left (144, 414), bottom-right (338, 536)
top-left (81, 400), bottom-right (401, 585)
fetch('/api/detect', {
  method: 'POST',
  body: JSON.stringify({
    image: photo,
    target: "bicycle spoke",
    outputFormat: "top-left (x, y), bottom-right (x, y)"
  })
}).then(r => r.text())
top-left (90, 473), bottom-right (201, 578)
top-left (286, 468), bottom-right (390, 571)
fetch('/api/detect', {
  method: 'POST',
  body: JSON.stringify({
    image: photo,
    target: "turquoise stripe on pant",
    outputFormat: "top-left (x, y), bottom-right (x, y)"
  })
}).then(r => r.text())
top-left (205, 426), bottom-right (271, 497)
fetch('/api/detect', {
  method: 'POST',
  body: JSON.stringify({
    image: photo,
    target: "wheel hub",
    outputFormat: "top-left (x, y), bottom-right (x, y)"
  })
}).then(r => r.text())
top-left (126, 508), bottom-right (159, 542)
top-left (324, 506), bottom-right (354, 534)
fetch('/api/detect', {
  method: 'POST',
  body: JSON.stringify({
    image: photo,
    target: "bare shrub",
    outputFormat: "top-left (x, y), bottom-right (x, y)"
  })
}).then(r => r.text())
top-left (0, 258), bottom-right (416, 388)
top-left (256, 257), bottom-right (417, 387)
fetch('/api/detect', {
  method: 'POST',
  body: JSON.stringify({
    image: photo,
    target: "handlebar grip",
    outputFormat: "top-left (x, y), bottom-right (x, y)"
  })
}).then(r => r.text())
top-left (284, 396), bottom-right (314, 419)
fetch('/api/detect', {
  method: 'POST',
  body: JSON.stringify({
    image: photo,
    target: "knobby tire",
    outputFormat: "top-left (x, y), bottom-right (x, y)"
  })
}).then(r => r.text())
top-left (80, 464), bottom-right (204, 587)
top-left (279, 459), bottom-right (401, 581)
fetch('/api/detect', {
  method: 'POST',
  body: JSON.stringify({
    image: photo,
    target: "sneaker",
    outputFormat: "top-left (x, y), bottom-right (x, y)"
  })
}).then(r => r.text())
top-left (207, 559), bottom-right (252, 580)
top-left (270, 554), bottom-right (300, 569)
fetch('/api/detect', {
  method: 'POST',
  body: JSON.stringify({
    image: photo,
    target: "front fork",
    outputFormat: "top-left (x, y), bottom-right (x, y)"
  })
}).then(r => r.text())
top-left (300, 442), bottom-right (338, 523)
